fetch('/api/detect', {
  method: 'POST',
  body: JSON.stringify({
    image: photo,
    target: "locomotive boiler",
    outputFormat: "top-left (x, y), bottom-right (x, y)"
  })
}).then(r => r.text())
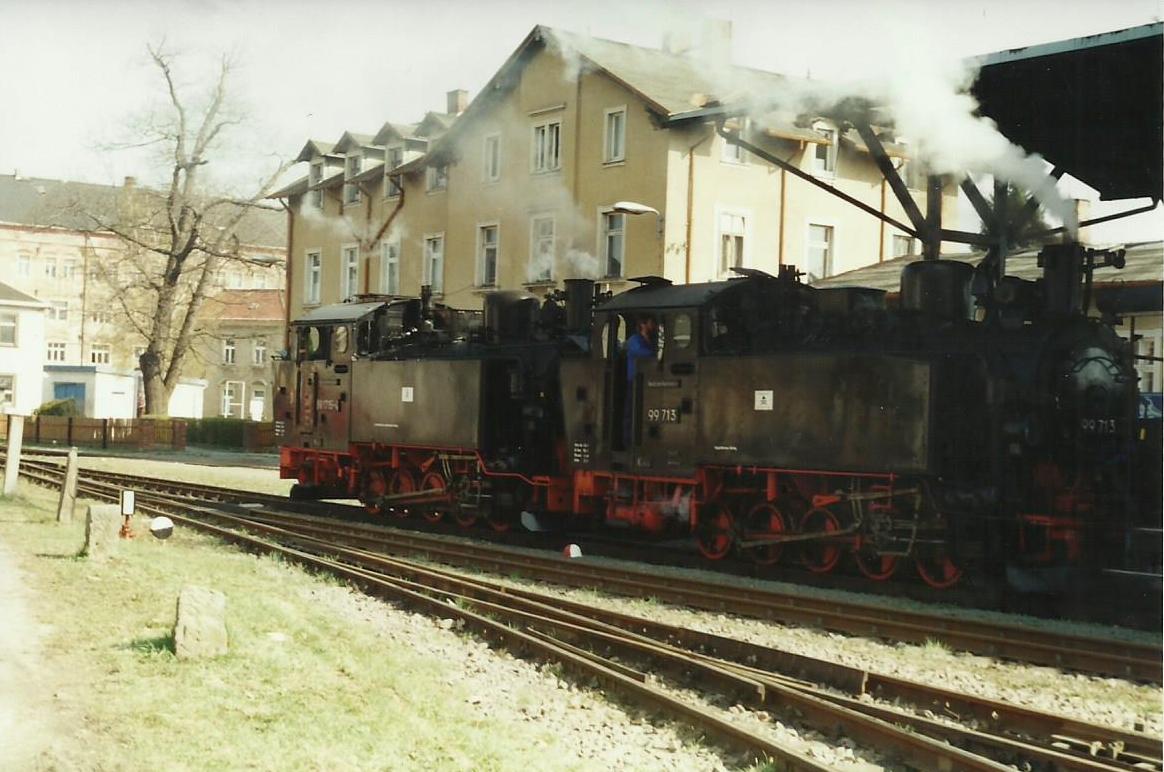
top-left (273, 241), bottom-right (1148, 591)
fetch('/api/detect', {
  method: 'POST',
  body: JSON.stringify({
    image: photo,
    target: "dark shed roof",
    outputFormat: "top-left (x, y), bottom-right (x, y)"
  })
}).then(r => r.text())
top-left (973, 23), bottom-right (1163, 201)
top-left (598, 279), bottom-right (742, 312)
top-left (293, 301), bottom-right (385, 324)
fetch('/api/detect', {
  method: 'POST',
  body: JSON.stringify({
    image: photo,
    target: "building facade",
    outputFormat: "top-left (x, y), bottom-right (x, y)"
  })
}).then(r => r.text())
top-left (0, 173), bottom-right (286, 416)
top-left (195, 288), bottom-right (285, 421)
top-left (275, 25), bottom-right (958, 325)
top-left (0, 282), bottom-right (47, 415)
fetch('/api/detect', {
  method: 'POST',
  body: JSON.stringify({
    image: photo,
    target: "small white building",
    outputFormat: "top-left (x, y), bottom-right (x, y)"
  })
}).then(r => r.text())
top-left (0, 281), bottom-right (48, 415)
top-left (44, 366), bottom-right (208, 419)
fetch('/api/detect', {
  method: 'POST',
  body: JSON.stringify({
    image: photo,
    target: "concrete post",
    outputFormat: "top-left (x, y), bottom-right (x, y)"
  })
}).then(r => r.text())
top-left (82, 504), bottom-right (121, 558)
top-left (3, 414), bottom-right (24, 496)
top-left (56, 447), bottom-right (79, 523)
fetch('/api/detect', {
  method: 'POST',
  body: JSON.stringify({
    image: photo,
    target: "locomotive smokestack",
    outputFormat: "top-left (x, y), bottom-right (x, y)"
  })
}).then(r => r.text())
top-left (564, 278), bottom-right (595, 332)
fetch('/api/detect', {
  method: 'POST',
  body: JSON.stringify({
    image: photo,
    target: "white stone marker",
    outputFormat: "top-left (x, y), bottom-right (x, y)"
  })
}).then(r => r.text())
top-left (56, 447), bottom-right (79, 523)
top-left (82, 504), bottom-right (122, 558)
top-left (3, 414), bottom-right (24, 496)
top-left (173, 586), bottom-right (228, 659)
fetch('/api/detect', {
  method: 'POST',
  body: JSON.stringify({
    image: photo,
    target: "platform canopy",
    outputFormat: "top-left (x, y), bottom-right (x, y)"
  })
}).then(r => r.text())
top-left (972, 23), bottom-right (1163, 202)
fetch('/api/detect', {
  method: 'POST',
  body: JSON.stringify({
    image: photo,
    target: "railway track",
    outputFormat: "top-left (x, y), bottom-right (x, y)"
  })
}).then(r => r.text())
top-left (18, 460), bottom-right (1164, 771)
top-left (19, 456), bottom-right (1161, 683)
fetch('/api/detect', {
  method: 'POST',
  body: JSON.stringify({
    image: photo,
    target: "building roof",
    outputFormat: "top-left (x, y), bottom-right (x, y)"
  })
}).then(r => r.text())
top-left (372, 122), bottom-right (420, 145)
top-left (813, 240), bottom-right (1164, 292)
top-left (333, 132), bottom-right (380, 154)
top-left (972, 23), bottom-right (1162, 201)
top-left (0, 280), bottom-right (48, 308)
top-left (206, 289), bottom-right (285, 322)
top-left (293, 139), bottom-right (341, 164)
top-left (0, 173), bottom-right (286, 250)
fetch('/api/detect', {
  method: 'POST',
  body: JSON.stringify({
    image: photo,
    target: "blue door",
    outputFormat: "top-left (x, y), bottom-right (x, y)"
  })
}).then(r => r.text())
top-left (53, 382), bottom-right (86, 414)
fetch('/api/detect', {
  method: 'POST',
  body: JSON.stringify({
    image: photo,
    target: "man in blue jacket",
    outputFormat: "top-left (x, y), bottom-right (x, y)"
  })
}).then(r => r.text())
top-left (624, 314), bottom-right (658, 446)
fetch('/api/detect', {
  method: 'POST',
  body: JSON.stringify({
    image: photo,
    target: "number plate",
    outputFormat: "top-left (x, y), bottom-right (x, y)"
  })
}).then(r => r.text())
top-left (646, 407), bottom-right (680, 423)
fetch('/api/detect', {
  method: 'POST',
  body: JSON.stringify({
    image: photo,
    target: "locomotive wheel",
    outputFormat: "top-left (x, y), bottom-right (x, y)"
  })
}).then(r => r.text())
top-left (742, 502), bottom-right (786, 565)
top-left (799, 506), bottom-right (843, 574)
top-left (419, 471), bottom-right (447, 524)
top-left (485, 509), bottom-right (514, 533)
top-left (695, 502), bottom-right (735, 560)
top-left (362, 469), bottom-right (388, 515)
top-left (388, 468), bottom-right (417, 518)
top-left (916, 553), bottom-right (963, 589)
top-left (852, 543), bottom-right (900, 581)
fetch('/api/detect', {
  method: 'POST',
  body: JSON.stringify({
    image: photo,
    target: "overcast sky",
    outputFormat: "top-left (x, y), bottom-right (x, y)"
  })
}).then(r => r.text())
top-left (1, 0), bottom-right (1160, 240)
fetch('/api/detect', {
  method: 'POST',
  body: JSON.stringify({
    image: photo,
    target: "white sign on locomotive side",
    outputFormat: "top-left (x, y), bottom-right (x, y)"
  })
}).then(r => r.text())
top-left (401, 386), bottom-right (414, 403)
top-left (754, 390), bottom-right (774, 411)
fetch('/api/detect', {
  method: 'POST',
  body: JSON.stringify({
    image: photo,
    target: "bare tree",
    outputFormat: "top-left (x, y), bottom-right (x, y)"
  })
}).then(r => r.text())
top-left (66, 44), bottom-right (286, 415)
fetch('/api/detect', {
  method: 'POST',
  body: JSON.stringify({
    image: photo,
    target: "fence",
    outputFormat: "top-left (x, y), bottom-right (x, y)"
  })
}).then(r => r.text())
top-left (0, 415), bottom-right (188, 451)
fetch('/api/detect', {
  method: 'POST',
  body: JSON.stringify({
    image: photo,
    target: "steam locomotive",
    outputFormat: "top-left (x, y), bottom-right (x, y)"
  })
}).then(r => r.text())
top-left (273, 242), bottom-right (1154, 591)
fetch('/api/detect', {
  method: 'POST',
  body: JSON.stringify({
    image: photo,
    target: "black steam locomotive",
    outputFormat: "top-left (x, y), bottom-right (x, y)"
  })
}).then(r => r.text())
top-left (274, 242), bottom-right (1153, 591)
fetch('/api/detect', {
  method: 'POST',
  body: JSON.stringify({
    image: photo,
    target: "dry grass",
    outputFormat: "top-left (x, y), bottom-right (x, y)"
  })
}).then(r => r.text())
top-left (76, 453), bottom-right (293, 497)
top-left (0, 483), bottom-right (630, 771)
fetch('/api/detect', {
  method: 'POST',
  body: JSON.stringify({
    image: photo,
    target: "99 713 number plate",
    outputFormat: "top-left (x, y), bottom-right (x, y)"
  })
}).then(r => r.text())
top-left (647, 408), bottom-right (679, 423)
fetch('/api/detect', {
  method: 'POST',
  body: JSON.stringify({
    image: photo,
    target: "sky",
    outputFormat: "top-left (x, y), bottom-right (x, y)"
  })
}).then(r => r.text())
top-left (1, 0), bottom-right (1161, 241)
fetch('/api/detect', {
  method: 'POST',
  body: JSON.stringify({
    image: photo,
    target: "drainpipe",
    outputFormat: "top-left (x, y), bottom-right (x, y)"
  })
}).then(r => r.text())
top-left (282, 201), bottom-right (294, 351)
top-left (685, 128), bottom-right (713, 284)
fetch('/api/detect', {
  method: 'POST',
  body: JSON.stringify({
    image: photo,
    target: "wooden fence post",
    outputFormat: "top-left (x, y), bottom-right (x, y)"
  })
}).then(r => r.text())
top-left (101, 418), bottom-right (108, 449)
top-left (56, 447), bottom-right (79, 523)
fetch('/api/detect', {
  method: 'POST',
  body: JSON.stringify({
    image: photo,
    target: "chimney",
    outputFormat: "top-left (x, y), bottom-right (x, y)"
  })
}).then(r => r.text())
top-left (446, 89), bottom-right (468, 116)
top-left (124, 176), bottom-right (137, 189)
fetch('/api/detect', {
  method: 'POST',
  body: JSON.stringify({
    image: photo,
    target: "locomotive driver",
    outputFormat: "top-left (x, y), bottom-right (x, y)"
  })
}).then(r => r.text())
top-left (624, 314), bottom-right (658, 446)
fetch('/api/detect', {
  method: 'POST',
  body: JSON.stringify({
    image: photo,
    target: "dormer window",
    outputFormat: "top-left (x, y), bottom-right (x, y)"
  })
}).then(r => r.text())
top-left (384, 146), bottom-right (404, 197)
top-left (344, 154), bottom-right (363, 204)
top-left (811, 122), bottom-right (837, 176)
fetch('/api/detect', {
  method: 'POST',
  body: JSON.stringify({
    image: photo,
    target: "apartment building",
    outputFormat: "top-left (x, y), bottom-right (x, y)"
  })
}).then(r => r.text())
top-left (275, 24), bottom-right (958, 322)
top-left (198, 288), bottom-right (285, 421)
top-left (0, 173), bottom-right (286, 416)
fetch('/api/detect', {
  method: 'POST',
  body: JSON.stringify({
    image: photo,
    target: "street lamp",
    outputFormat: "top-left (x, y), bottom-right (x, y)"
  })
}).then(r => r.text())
top-left (611, 200), bottom-right (664, 237)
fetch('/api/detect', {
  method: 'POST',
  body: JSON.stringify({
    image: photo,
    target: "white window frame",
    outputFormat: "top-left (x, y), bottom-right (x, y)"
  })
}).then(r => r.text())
top-left (380, 238), bottom-right (401, 295)
top-left (721, 135), bottom-right (746, 164)
top-left (309, 161), bottom-right (324, 208)
top-left (0, 313), bottom-right (16, 346)
top-left (892, 234), bottom-right (914, 258)
top-left (530, 119), bottom-right (562, 174)
top-left (426, 163), bottom-right (448, 192)
top-left (1136, 329), bottom-right (1162, 393)
top-left (252, 338), bottom-right (267, 366)
top-left (483, 134), bottom-right (501, 183)
top-left (51, 301), bottom-right (68, 321)
top-left (811, 122), bottom-right (838, 176)
top-left (423, 234), bottom-right (445, 295)
top-left (341, 243), bottom-right (360, 300)
top-left (249, 382), bottom-right (267, 422)
top-left (222, 338), bottom-right (237, 365)
top-left (528, 214), bottom-right (555, 283)
top-left (44, 258), bottom-right (57, 278)
top-left (477, 223), bottom-right (500, 287)
top-left (804, 221), bottom-right (836, 282)
top-left (384, 146), bottom-right (404, 197)
top-left (344, 153), bottom-right (362, 204)
top-left (598, 209), bottom-right (626, 278)
top-left (90, 344), bottom-right (111, 365)
top-left (221, 380), bottom-right (244, 418)
top-left (47, 341), bottom-right (67, 362)
top-left (0, 375), bottom-right (15, 408)
top-left (603, 106), bottom-right (627, 164)
top-left (16, 255), bottom-right (30, 277)
top-left (304, 250), bottom-right (322, 305)
top-left (715, 208), bottom-right (750, 278)
top-left (61, 258), bottom-right (77, 280)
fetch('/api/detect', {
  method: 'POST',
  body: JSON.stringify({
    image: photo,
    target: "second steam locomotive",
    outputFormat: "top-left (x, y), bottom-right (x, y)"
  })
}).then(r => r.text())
top-left (274, 242), bottom-right (1149, 591)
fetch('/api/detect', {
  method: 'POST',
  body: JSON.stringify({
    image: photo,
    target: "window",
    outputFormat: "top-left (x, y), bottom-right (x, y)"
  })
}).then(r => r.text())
top-left (805, 224), bottom-right (834, 282)
top-left (721, 136), bottom-right (745, 164)
top-left (304, 251), bottom-right (321, 305)
top-left (222, 338), bottom-right (237, 365)
top-left (380, 239), bottom-right (400, 295)
top-left (0, 313), bottom-right (14, 346)
top-left (51, 301), bottom-right (68, 321)
top-left (1136, 330), bottom-right (1162, 393)
top-left (483, 134), bottom-right (501, 182)
top-left (249, 383), bottom-right (267, 422)
top-left (344, 154), bottom-right (362, 204)
top-left (47, 342), bottom-right (66, 362)
top-left (601, 211), bottom-right (625, 278)
top-left (424, 235), bottom-right (445, 294)
top-left (718, 213), bottom-right (747, 277)
top-left (16, 255), bottom-right (30, 277)
top-left (531, 119), bottom-right (561, 173)
top-left (44, 259), bottom-right (57, 278)
top-left (671, 314), bottom-right (692, 349)
top-left (0, 375), bottom-right (14, 408)
top-left (812, 125), bottom-right (837, 175)
top-left (309, 161), bottom-right (324, 208)
top-left (253, 338), bottom-right (267, 365)
top-left (604, 107), bottom-right (626, 163)
top-left (426, 164), bottom-right (448, 192)
top-left (529, 215), bottom-right (555, 283)
top-left (90, 309), bottom-right (113, 324)
top-left (892, 235), bottom-right (914, 257)
top-left (341, 245), bottom-right (359, 299)
top-left (385, 147), bottom-right (404, 197)
top-left (90, 344), bottom-right (110, 365)
top-left (61, 259), bottom-right (77, 279)
top-left (221, 380), bottom-right (244, 418)
top-left (477, 225), bottom-right (499, 287)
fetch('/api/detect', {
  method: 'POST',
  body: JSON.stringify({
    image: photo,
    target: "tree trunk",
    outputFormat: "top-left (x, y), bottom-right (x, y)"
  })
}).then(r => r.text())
top-left (140, 358), bottom-right (174, 416)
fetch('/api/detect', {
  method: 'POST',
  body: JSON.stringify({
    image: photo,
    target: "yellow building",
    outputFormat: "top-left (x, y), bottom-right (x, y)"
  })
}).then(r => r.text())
top-left (276, 25), bottom-right (957, 321)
